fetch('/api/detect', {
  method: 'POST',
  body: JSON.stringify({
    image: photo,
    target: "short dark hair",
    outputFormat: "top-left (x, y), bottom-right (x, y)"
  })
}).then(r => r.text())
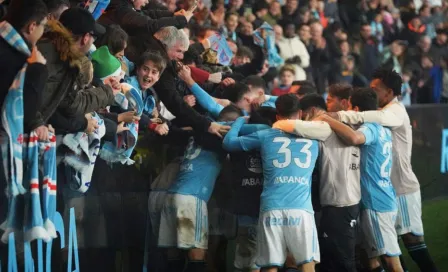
top-left (136, 51), bottom-right (167, 74)
top-left (218, 104), bottom-right (244, 121)
top-left (44, 0), bottom-right (69, 14)
top-left (225, 11), bottom-right (239, 21)
top-left (350, 88), bottom-right (378, 111)
top-left (96, 24), bottom-right (128, 56)
top-left (5, 0), bottom-right (48, 32)
top-left (328, 83), bottom-right (353, 100)
top-left (249, 106), bottom-right (277, 126)
top-left (236, 46), bottom-right (254, 60)
top-left (276, 94), bottom-right (301, 118)
top-left (243, 75), bottom-right (266, 91)
top-left (299, 94), bottom-right (327, 112)
top-left (371, 68), bottom-right (403, 96)
top-left (222, 82), bottom-right (251, 103)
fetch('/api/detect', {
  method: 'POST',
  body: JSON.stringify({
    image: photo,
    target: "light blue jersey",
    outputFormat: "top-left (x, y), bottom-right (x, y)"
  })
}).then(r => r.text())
top-left (168, 136), bottom-right (223, 202)
top-left (223, 117), bottom-right (319, 213)
top-left (358, 123), bottom-right (397, 212)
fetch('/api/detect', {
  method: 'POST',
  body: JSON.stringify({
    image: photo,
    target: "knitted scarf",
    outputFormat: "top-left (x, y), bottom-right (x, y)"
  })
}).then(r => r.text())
top-left (100, 83), bottom-right (143, 165)
top-left (1, 133), bottom-right (57, 243)
top-left (62, 112), bottom-right (105, 193)
top-left (0, 21), bottom-right (31, 197)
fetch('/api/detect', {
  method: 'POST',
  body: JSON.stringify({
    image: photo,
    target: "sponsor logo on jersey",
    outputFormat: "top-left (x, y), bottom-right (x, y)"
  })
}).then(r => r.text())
top-left (246, 154), bottom-right (262, 173)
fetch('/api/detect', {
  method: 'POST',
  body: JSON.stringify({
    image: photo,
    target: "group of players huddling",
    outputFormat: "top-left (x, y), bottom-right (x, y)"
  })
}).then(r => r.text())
top-left (148, 68), bottom-right (439, 272)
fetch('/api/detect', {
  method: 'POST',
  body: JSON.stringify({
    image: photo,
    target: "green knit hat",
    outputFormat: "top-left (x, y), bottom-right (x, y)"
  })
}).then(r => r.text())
top-left (91, 46), bottom-right (122, 80)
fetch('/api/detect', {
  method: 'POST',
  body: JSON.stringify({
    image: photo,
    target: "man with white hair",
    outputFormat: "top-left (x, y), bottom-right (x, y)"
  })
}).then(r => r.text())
top-left (130, 26), bottom-right (230, 137)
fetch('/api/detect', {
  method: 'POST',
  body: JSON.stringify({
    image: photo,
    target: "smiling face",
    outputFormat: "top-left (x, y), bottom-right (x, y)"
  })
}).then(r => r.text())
top-left (136, 60), bottom-right (161, 90)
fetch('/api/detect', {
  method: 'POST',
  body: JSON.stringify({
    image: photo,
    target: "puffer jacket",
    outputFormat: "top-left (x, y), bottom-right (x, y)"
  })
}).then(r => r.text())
top-left (37, 20), bottom-right (115, 133)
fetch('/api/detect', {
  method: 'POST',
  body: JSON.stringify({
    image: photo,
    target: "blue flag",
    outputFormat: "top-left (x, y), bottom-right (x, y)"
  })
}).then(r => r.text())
top-left (208, 33), bottom-right (234, 66)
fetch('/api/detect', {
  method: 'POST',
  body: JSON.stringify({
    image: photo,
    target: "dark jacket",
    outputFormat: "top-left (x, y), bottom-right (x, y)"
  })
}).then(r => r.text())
top-left (128, 34), bottom-right (212, 132)
top-left (37, 20), bottom-right (115, 133)
top-left (23, 63), bottom-right (48, 132)
top-left (99, 0), bottom-right (187, 38)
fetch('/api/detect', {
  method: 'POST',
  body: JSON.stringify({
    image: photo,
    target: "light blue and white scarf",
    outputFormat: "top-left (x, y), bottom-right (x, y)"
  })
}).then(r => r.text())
top-left (1, 133), bottom-right (58, 243)
top-left (0, 21), bottom-right (31, 197)
top-left (62, 112), bottom-right (105, 193)
top-left (100, 83), bottom-right (143, 165)
top-left (253, 22), bottom-right (284, 67)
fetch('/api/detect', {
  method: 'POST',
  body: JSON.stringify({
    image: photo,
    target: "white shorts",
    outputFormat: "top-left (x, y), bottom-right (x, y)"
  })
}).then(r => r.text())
top-left (234, 216), bottom-right (259, 270)
top-left (395, 191), bottom-right (424, 236)
top-left (360, 209), bottom-right (401, 258)
top-left (256, 209), bottom-right (320, 268)
top-left (208, 197), bottom-right (237, 238)
top-left (148, 191), bottom-right (167, 238)
top-left (158, 193), bottom-right (208, 249)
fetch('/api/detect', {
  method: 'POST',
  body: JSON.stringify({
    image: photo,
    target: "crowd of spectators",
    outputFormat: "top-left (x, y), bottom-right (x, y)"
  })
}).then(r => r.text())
top-left (0, 0), bottom-right (448, 270)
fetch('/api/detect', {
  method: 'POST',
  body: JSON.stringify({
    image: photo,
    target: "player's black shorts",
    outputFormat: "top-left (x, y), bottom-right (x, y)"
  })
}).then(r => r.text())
top-left (318, 203), bottom-right (360, 272)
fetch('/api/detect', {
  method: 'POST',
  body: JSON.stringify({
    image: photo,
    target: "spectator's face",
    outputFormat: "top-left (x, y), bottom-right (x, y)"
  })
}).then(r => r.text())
top-left (411, 18), bottom-right (422, 28)
top-left (241, 21), bottom-right (253, 36)
top-left (310, 0), bottom-right (318, 9)
top-left (299, 25), bottom-right (311, 41)
top-left (274, 25), bottom-right (283, 41)
top-left (165, 0), bottom-right (177, 12)
top-left (233, 56), bottom-right (251, 66)
top-left (340, 41), bottom-right (350, 55)
top-left (402, 74), bottom-right (411, 82)
top-left (360, 25), bottom-right (372, 39)
top-left (137, 60), bottom-right (161, 90)
top-left (280, 70), bottom-right (295, 86)
top-left (27, 17), bottom-right (48, 46)
top-left (167, 42), bottom-right (187, 61)
top-left (436, 33), bottom-right (447, 44)
top-left (133, 0), bottom-right (149, 10)
top-left (326, 94), bottom-right (348, 112)
top-left (230, 0), bottom-right (243, 9)
top-left (370, 78), bottom-right (392, 108)
top-left (300, 10), bottom-right (310, 23)
top-left (420, 6), bottom-right (430, 17)
top-left (421, 56), bottom-right (433, 69)
top-left (419, 37), bottom-right (431, 52)
top-left (310, 23), bottom-right (323, 39)
top-left (285, 24), bottom-right (296, 38)
top-left (114, 41), bottom-right (127, 60)
top-left (270, 2), bottom-right (281, 16)
top-left (226, 14), bottom-right (239, 32)
top-left (391, 42), bottom-right (404, 56)
top-left (286, 0), bottom-right (298, 13)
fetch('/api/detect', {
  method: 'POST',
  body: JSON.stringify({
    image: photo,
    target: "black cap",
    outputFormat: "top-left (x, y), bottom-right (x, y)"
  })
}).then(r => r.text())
top-left (59, 7), bottom-right (105, 37)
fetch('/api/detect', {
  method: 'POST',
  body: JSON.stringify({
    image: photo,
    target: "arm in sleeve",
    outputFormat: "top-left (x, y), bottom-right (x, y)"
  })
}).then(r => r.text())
top-left (322, 115), bottom-right (367, 145)
top-left (222, 117), bottom-right (262, 152)
top-left (337, 103), bottom-right (405, 128)
top-left (115, 6), bottom-right (187, 34)
top-left (272, 120), bottom-right (332, 141)
top-left (23, 63), bottom-right (48, 132)
top-left (357, 123), bottom-right (377, 145)
top-left (298, 40), bottom-right (310, 68)
top-left (154, 72), bottom-right (211, 132)
top-left (190, 83), bottom-right (223, 118)
top-left (239, 124), bottom-right (271, 135)
top-left (59, 84), bottom-right (115, 117)
top-left (142, 10), bottom-right (174, 19)
top-left (48, 111), bottom-right (88, 134)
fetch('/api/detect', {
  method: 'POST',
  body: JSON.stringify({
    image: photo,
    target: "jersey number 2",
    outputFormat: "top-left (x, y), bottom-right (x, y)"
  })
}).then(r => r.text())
top-left (273, 137), bottom-right (312, 169)
top-left (380, 142), bottom-right (392, 178)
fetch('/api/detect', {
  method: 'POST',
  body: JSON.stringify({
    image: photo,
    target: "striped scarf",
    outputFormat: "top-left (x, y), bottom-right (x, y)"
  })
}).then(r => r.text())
top-left (0, 21), bottom-right (31, 197)
top-left (1, 133), bottom-right (58, 243)
top-left (100, 83), bottom-right (143, 165)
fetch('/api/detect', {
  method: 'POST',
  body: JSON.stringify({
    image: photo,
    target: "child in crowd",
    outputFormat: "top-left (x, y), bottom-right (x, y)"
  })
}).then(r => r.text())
top-left (400, 69), bottom-right (412, 106)
top-left (272, 64), bottom-right (295, 96)
top-left (96, 24), bottom-right (135, 76)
